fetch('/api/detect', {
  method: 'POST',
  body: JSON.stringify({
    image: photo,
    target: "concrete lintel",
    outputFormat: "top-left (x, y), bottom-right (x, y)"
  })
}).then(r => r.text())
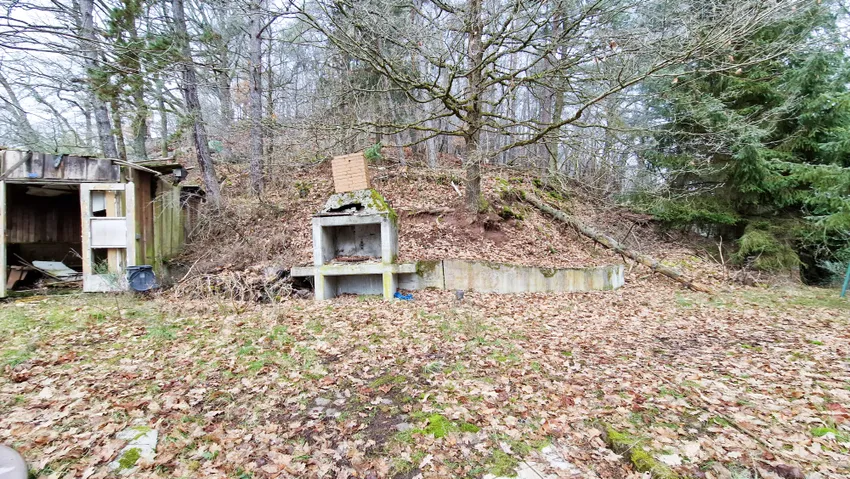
top-left (319, 263), bottom-right (396, 276)
top-left (313, 214), bottom-right (386, 227)
top-left (291, 266), bottom-right (315, 277)
top-left (292, 262), bottom-right (416, 278)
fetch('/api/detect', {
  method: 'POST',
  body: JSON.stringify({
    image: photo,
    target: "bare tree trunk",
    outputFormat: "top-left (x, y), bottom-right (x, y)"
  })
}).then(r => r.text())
top-left (129, 22), bottom-right (147, 161)
top-left (266, 34), bottom-right (275, 161)
top-left (248, 0), bottom-right (265, 195)
top-left (214, 62), bottom-right (233, 162)
top-left (156, 74), bottom-right (168, 157)
top-left (78, 0), bottom-right (118, 158)
top-left (132, 87), bottom-right (148, 161)
top-left (543, 10), bottom-right (563, 176)
top-left (548, 90), bottom-right (564, 174)
top-left (83, 104), bottom-right (93, 148)
top-left (463, 0), bottom-right (484, 212)
top-left (0, 71), bottom-right (39, 146)
top-left (215, 61), bottom-right (234, 128)
top-left (172, 0), bottom-right (222, 205)
top-left (110, 98), bottom-right (128, 161)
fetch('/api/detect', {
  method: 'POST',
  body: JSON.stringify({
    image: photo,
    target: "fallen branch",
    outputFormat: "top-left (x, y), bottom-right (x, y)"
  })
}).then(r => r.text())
top-left (522, 193), bottom-right (713, 294)
top-left (397, 206), bottom-right (454, 216)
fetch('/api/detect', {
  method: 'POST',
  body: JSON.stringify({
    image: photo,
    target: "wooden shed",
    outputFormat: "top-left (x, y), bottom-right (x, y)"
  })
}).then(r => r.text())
top-left (0, 149), bottom-right (202, 297)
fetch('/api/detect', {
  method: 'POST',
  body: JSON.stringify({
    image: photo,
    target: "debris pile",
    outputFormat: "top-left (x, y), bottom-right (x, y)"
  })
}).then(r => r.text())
top-left (172, 266), bottom-right (300, 302)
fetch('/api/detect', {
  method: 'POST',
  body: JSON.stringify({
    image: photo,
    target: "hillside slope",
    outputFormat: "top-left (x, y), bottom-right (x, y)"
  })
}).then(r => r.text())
top-left (178, 162), bottom-right (720, 288)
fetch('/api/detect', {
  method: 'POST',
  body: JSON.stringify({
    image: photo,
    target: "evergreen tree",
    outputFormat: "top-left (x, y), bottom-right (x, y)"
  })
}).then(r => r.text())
top-left (640, 3), bottom-right (850, 283)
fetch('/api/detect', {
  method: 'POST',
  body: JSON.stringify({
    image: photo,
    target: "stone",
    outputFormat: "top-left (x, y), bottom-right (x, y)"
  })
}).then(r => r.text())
top-left (0, 445), bottom-right (27, 479)
top-left (109, 426), bottom-right (157, 475)
top-left (315, 397), bottom-right (331, 406)
top-left (395, 423), bottom-right (413, 432)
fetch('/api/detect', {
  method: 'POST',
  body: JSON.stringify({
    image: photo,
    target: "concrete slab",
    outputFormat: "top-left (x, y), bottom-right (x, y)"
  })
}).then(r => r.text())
top-left (109, 426), bottom-right (157, 475)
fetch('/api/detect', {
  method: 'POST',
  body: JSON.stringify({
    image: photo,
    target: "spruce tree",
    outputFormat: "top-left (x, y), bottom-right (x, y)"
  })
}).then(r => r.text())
top-left (640, 3), bottom-right (850, 283)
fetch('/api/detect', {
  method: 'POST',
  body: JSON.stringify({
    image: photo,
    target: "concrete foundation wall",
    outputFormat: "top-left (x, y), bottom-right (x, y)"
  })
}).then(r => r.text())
top-left (441, 260), bottom-right (623, 293)
top-left (331, 274), bottom-right (384, 296)
top-left (399, 260), bottom-right (624, 293)
top-left (294, 260), bottom-right (624, 297)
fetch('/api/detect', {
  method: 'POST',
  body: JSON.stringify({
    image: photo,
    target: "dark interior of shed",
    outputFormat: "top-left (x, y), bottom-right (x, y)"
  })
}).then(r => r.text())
top-left (5, 184), bottom-right (86, 290)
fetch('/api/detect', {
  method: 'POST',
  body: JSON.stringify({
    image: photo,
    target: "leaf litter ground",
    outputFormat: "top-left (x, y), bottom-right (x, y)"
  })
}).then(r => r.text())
top-left (0, 282), bottom-right (848, 478)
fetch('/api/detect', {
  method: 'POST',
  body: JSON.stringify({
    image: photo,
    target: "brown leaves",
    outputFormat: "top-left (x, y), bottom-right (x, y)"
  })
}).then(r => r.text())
top-left (2, 282), bottom-right (849, 478)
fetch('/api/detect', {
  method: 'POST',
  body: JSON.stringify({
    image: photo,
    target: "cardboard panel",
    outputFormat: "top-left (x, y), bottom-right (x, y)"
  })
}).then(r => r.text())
top-left (90, 218), bottom-right (128, 248)
top-left (331, 153), bottom-right (370, 193)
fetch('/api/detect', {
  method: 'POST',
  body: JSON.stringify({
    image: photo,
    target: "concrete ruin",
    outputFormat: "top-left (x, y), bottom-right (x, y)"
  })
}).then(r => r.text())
top-left (292, 189), bottom-right (625, 299)
top-left (309, 190), bottom-right (400, 300)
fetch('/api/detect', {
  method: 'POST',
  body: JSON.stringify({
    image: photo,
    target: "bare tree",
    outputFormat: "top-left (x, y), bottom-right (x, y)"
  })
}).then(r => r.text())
top-left (172, 0), bottom-right (222, 205)
top-left (78, 0), bottom-right (119, 158)
top-left (248, 0), bottom-right (265, 194)
top-left (292, 0), bottom-right (807, 211)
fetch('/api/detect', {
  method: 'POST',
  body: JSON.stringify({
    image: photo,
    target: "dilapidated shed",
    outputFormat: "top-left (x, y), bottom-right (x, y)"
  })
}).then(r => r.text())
top-left (0, 149), bottom-right (202, 297)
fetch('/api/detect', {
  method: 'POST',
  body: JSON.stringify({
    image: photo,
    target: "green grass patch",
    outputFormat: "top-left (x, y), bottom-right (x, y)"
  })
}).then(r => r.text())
top-left (812, 426), bottom-right (850, 442)
top-left (488, 450), bottom-right (518, 477)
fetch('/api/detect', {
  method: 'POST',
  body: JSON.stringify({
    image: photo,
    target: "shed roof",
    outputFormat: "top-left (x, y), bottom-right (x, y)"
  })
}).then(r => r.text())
top-left (0, 149), bottom-right (170, 184)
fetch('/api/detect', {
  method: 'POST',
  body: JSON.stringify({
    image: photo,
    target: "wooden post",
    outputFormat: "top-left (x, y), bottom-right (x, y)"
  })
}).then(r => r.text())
top-left (124, 183), bottom-right (136, 268)
top-left (0, 150), bottom-right (6, 298)
top-left (105, 191), bottom-right (121, 273)
top-left (841, 263), bottom-right (850, 299)
top-left (80, 184), bottom-right (93, 289)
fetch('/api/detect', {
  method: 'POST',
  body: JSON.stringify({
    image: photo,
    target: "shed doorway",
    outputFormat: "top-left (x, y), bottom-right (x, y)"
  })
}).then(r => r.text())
top-left (3, 183), bottom-right (83, 292)
top-left (2, 182), bottom-right (136, 294)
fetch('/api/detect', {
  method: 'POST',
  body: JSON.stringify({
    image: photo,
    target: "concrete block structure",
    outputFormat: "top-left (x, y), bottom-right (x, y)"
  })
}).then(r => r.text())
top-left (293, 259), bottom-right (624, 297)
top-left (293, 187), bottom-right (626, 300)
top-left (310, 190), bottom-right (399, 300)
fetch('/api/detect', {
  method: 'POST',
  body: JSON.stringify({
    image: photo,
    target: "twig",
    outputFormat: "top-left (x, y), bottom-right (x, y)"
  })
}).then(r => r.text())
top-left (178, 251), bottom-right (211, 283)
top-left (656, 373), bottom-right (795, 461)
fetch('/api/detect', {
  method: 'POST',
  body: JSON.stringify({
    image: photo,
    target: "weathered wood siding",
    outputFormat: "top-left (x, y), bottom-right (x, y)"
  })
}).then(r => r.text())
top-left (153, 179), bottom-right (184, 262)
top-left (1, 150), bottom-right (120, 182)
top-left (132, 172), bottom-right (191, 266)
top-left (132, 171), bottom-right (157, 266)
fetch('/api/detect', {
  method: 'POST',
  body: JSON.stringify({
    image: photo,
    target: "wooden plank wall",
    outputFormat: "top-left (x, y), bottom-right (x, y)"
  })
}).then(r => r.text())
top-left (6, 185), bottom-right (81, 244)
top-left (131, 172), bottom-right (200, 268)
top-left (153, 180), bottom-right (184, 261)
top-left (132, 171), bottom-right (156, 266)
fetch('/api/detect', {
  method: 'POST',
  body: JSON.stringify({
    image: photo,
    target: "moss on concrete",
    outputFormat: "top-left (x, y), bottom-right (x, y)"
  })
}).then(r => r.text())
top-left (602, 424), bottom-right (680, 479)
top-left (539, 267), bottom-right (556, 278)
top-left (416, 260), bottom-right (441, 277)
top-left (368, 189), bottom-right (398, 222)
top-left (117, 447), bottom-right (141, 470)
top-left (482, 261), bottom-right (502, 270)
top-left (321, 189), bottom-right (397, 222)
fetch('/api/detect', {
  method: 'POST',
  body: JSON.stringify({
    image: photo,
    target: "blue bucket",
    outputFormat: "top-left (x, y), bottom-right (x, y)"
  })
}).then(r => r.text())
top-left (127, 265), bottom-right (157, 292)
